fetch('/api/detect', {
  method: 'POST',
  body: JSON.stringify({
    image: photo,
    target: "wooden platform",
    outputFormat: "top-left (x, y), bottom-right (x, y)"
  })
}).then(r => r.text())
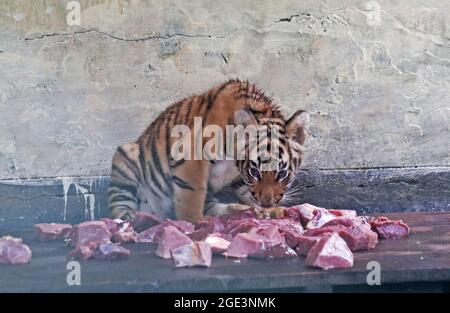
top-left (1, 212), bottom-right (450, 292)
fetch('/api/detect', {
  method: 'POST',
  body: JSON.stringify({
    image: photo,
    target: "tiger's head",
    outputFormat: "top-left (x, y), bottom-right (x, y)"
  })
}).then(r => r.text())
top-left (234, 108), bottom-right (309, 208)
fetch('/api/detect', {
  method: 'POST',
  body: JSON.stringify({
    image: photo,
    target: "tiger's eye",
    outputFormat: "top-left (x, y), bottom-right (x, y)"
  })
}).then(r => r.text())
top-left (249, 167), bottom-right (260, 178)
top-left (277, 170), bottom-right (288, 180)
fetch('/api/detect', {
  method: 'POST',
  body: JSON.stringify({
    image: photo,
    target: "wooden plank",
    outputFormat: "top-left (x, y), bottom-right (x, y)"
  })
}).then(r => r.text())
top-left (0, 212), bottom-right (449, 292)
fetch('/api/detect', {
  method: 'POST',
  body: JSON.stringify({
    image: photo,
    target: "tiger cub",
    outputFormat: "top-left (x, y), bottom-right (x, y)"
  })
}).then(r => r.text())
top-left (108, 79), bottom-right (309, 223)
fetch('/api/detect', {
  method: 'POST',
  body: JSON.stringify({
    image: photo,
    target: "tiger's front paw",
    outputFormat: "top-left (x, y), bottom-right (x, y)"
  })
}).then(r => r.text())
top-left (112, 210), bottom-right (136, 222)
top-left (255, 207), bottom-right (285, 219)
top-left (227, 203), bottom-right (251, 212)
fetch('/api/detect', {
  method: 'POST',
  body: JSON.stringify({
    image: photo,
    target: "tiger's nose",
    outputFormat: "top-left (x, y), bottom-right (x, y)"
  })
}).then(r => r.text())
top-left (260, 193), bottom-right (275, 208)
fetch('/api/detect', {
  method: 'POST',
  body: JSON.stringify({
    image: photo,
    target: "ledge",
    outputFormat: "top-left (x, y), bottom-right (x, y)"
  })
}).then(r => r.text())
top-left (0, 167), bottom-right (449, 232)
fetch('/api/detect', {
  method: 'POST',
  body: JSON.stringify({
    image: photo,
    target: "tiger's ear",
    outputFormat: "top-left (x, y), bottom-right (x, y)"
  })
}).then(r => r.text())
top-left (286, 110), bottom-right (309, 145)
top-left (234, 109), bottom-right (257, 126)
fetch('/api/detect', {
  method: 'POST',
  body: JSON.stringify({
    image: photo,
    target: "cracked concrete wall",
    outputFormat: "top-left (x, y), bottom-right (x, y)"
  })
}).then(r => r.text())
top-left (0, 0), bottom-right (449, 180)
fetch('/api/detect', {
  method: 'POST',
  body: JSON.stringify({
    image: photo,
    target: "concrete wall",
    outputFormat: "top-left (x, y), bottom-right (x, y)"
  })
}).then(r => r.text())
top-left (1, 0), bottom-right (449, 180)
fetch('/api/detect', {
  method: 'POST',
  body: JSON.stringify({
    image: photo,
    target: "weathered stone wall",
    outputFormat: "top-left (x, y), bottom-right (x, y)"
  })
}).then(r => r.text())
top-left (1, 0), bottom-right (449, 180)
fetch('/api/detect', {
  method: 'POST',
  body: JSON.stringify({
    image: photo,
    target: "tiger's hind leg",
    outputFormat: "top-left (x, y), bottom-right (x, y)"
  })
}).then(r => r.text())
top-left (171, 160), bottom-right (209, 223)
top-left (108, 143), bottom-right (142, 221)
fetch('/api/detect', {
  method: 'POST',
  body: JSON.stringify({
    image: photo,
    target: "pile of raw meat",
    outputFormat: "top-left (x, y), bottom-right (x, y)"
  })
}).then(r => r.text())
top-left (1, 203), bottom-right (410, 270)
top-left (128, 203), bottom-right (409, 270)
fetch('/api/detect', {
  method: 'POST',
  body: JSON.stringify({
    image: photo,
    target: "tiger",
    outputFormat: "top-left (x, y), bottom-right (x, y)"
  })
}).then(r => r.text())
top-left (108, 79), bottom-right (309, 223)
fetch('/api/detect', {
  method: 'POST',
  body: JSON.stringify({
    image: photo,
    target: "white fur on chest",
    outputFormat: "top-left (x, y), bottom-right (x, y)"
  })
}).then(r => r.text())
top-left (208, 160), bottom-right (239, 192)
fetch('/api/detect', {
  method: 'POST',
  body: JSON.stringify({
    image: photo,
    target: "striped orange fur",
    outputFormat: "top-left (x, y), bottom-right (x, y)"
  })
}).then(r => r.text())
top-left (108, 79), bottom-right (309, 223)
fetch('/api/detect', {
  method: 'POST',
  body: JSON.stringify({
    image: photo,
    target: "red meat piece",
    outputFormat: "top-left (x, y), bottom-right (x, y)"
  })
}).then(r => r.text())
top-left (155, 226), bottom-right (193, 259)
top-left (218, 208), bottom-right (258, 225)
top-left (93, 243), bottom-right (130, 260)
top-left (248, 224), bottom-right (284, 246)
top-left (98, 218), bottom-right (119, 233)
top-left (305, 233), bottom-right (354, 270)
top-left (135, 224), bottom-right (163, 243)
top-left (0, 236), bottom-right (32, 265)
top-left (171, 241), bottom-right (212, 267)
top-left (134, 218), bottom-right (195, 243)
top-left (195, 216), bottom-right (225, 234)
top-left (34, 223), bottom-right (72, 241)
top-left (224, 218), bottom-right (260, 236)
top-left (69, 242), bottom-right (130, 261)
top-left (68, 242), bottom-right (98, 260)
top-left (131, 211), bottom-right (162, 232)
top-left (306, 209), bottom-right (337, 229)
top-left (369, 216), bottom-right (410, 239)
top-left (164, 220), bottom-right (195, 234)
top-left (223, 233), bottom-right (263, 258)
top-left (112, 222), bottom-right (136, 244)
top-left (288, 203), bottom-right (356, 229)
top-left (248, 242), bottom-right (297, 259)
top-left (295, 236), bottom-right (321, 256)
top-left (204, 234), bottom-right (230, 254)
top-left (283, 206), bottom-right (302, 222)
top-left (98, 218), bottom-right (137, 244)
top-left (69, 221), bottom-right (112, 248)
top-left (188, 228), bottom-right (211, 241)
top-left (304, 218), bottom-right (378, 251)
top-left (292, 203), bottom-right (323, 225)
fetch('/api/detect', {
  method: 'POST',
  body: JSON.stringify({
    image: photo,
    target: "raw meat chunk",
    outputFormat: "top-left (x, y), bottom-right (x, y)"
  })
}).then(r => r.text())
top-left (305, 233), bottom-right (354, 270)
top-left (283, 206), bottom-right (302, 222)
top-left (218, 208), bottom-right (258, 225)
top-left (328, 209), bottom-right (357, 219)
top-left (204, 234), bottom-right (230, 254)
top-left (69, 242), bottom-right (130, 261)
top-left (171, 241), bottom-right (212, 267)
top-left (99, 218), bottom-right (119, 233)
top-left (369, 216), bottom-right (410, 239)
top-left (289, 203), bottom-right (357, 229)
top-left (304, 218), bottom-right (378, 251)
top-left (93, 243), bottom-right (130, 260)
top-left (34, 223), bottom-right (72, 241)
top-left (131, 211), bottom-right (162, 232)
top-left (223, 233), bottom-right (263, 258)
top-left (134, 218), bottom-right (195, 244)
top-left (293, 203), bottom-right (324, 225)
top-left (100, 218), bottom-right (137, 243)
top-left (248, 242), bottom-right (297, 259)
top-left (224, 218), bottom-right (260, 236)
top-left (68, 242), bottom-right (98, 260)
top-left (135, 224), bottom-right (163, 243)
top-left (0, 236), bottom-right (32, 265)
top-left (164, 220), bottom-right (195, 234)
top-left (295, 236), bottom-right (321, 256)
top-left (306, 209), bottom-right (336, 229)
top-left (248, 225), bottom-right (284, 246)
top-left (306, 208), bottom-right (357, 230)
top-left (188, 228), bottom-right (211, 241)
top-left (195, 216), bottom-right (225, 234)
top-left (155, 226), bottom-right (193, 259)
top-left (112, 221), bottom-right (136, 244)
top-left (69, 221), bottom-right (112, 248)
